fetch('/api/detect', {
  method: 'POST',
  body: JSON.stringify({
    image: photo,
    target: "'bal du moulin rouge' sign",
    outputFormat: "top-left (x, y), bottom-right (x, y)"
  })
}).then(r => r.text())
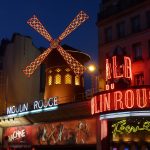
top-left (91, 87), bottom-right (150, 115)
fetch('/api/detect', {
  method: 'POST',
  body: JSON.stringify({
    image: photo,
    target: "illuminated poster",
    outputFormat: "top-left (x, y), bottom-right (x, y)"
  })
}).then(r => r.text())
top-left (110, 118), bottom-right (150, 142)
top-left (3, 118), bottom-right (96, 145)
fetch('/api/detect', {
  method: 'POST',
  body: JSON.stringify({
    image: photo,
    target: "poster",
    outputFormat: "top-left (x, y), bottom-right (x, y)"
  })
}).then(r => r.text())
top-left (3, 118), bottom-right (96, 145)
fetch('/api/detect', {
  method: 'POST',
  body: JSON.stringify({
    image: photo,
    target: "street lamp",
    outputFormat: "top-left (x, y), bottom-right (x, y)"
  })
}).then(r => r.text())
top-left (87, 64), bottom-right (96, 96)
top-left (87, 64), bottom-right (96, 73)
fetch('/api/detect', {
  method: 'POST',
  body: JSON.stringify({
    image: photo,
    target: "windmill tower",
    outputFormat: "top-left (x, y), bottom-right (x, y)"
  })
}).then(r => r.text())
top-left (23, 11), bottom-right (90, 104)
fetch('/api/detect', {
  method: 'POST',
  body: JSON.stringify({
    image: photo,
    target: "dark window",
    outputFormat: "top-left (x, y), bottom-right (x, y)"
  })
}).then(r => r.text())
top-left (132, 42), bottom-right (142, 61)
top-left (117, 21), bottom-right (125, 38)
top-left (131, 15), bottom-right (141, 33)
top-left (0, 60), bottom-right (3, 70)
top-left (148, 40), bottom-right (150, 58)
top-left (146, 11), bottom-right (150, 28)
top-left (134, 73), bottom-right (144, 86)
top-left (105, 27), bottom-right (112, 42)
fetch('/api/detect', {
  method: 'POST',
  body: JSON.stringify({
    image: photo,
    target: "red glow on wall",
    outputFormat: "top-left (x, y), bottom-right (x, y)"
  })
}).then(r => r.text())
top-left (101, 120), bottom-right (108, 140)
top-left (91, 87), bottom-right (150, 115)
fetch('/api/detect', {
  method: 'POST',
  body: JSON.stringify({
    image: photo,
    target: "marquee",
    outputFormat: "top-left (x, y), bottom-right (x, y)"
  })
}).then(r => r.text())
top-left (91, 87), bottom-right (150, 115)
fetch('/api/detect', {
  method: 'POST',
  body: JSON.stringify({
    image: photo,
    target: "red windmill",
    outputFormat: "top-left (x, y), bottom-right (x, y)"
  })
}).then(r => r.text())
top-left (23, 11), bottom-right (89, 77)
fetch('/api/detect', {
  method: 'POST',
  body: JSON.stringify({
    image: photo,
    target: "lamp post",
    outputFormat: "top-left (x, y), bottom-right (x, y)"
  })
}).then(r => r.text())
top-left (87, 64), bottom-right (96, 96)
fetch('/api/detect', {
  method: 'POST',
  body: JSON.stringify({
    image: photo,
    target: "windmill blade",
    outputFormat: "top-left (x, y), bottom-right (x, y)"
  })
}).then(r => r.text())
top-left (27, 15), bottom-right (53, 42)
top-left (58, 11), bottom-right (89, 41)
top-left (23, 47), bottom-right (52, 77)
top-left (57, 45), bottom-right (86, 75)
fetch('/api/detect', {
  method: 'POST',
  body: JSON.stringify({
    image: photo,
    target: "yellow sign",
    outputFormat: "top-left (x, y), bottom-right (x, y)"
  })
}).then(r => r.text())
top-left (112, 120), bottom-right (150, 137)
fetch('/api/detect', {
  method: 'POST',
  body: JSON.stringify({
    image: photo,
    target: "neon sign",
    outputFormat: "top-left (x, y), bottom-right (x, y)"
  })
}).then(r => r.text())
top-left (105, 56), bottom-right (132, 90)
top-left (112, 119), bottom-right (150, 137)
top-left (106, 56), bottom-right (132, 81)
top-left (7, 97), bottom-right (58, 115)
top-left (91, 87), bottom-right (150, 115)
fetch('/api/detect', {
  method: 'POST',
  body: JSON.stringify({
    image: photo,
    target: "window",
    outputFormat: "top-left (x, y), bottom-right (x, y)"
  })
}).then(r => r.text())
top-left (117, 21), bottom-right (125, 38)
top-left (65, 68), bottom-right (71, 72)
top-left (0, 61), bottom-right (3, 70)
top-left (131, 15), bottom-right (141, 33)
top-left (132, 42), bottom-right (142, 61)
top-left (55, 74), bottom-right (61, 84)
top-left (49, 69), bottom-right (52, 73)
top-left (75, 76), bottom-right (80, 86)
top-left (146, 11), bottom-right (150, 28)
top-left (55, 68), bottom-right (61, 72)
top-left (48, 75), bottom-right (52, 85)
top-left (105, 27), bottom-right (112, 42)
top-left (134, 73), bottom-right (144, 86)
top-left (65, 74), bottom-right (72, 84)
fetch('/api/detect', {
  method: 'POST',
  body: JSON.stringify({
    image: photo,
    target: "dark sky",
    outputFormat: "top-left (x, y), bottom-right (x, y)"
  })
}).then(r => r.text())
top-left (0, 0), bottom-right (100, 63)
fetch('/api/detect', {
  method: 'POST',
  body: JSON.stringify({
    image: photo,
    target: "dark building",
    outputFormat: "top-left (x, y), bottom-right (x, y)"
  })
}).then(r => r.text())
top-left (97, 0), bottom-right (150, 149)
top-left (98, 0), bottom-right (150, 89)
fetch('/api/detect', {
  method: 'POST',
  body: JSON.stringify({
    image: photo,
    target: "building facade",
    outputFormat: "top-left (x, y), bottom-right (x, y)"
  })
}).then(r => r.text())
top-left (0, 33), bottom-right (41, 108)
top-left (97, 0), bottom-right (150, 149)
top-left (98, 0), bottom-right (150, 89)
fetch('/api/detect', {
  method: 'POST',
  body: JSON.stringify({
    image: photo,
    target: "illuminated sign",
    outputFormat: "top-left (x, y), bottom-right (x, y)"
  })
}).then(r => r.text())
top-left (105, 56), bottom-right (132, 90)
top-left (7, 97), bottom-right (58, 116)
top-left (91, 87), bottom-right (150, 115)
top-left (4, 118), bottom-right (96, 145)
top-left (8, 129), bottom-right (26, 142)
top-left (106, 56), bottom-right (132, 81)
top-left (112, 119), bottom-right (150, 137)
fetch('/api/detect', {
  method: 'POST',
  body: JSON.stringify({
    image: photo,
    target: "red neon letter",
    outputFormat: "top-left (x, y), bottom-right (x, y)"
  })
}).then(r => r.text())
top-left (106, 84), bottom-right (109, 91)
top-left (124, 56), bottom-right (132, 80)
top-left (99, 95), bottom-right (103, 113)
top-left (103, 93), bottom-right (111, 111)
top-left (113, 56), bottom-right (123, 79)
top-left (114, 91), bottom-right (124, 110)
top-left (106, 58), bottom-right (111, 81)
top-left (136, 89), bottom-right (147, 108)
top-left (91, 97), bottom-right (95, 115)
top-left (125, 90), bottom-right (134, 108)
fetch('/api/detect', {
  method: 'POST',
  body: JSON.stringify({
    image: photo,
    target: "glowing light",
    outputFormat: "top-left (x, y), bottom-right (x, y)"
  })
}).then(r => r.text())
top-left (100, 110), bottom-right (150, 120)
top-left (23, 48), bottom-right (52, 77)
top-left (48, 75), bottom-right (52, 85)
top-left (125, 90), bottom-right (134, 108)
top-left (112, 56), bottom-right (123, 78)
top-left (114, 91), bottom-right (123, 110)
top-left (23, 11), bottom-right (89, 77)
top-left (57, 46), bottom-right (86, 75)
top-left (55, 74), bottom-right (61, 84)
top-left (106, 59), bottom-right (111, 81)
top-left (103, 93), bottom-right (110, 111)
top-left (58, 11), bottom-right (89, 41)
top-left (106, 84), bottom-right (109, 90)
top-left (124, 56), bottom-right (132, 80)
top-left (87, 64), bottom-right (96, 72)
top-left (112, 119), bottom-right (150, 137)
top-left (105, 56), bottom-right (132, 90)
top-left (75, 75), bottom-right (80, 85)
top-left (27, 15), bottom-right (53, 42)
top-left (111, 83), bottom-right (114, 89)
top-left (65, 74), bottom-right (72, 84)
top-left (136, 89), bottom-right (147, 108)
top-left (91, 87), bottom-right (150, 115)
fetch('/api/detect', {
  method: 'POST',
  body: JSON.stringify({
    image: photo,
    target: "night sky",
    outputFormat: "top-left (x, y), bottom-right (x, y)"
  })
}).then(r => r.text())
top-left (0, 0), bottom-right (100, 63)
